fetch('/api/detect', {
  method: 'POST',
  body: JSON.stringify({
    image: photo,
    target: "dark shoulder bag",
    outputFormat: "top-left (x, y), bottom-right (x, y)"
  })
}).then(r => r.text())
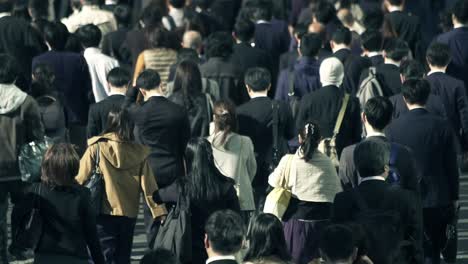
top-left (14, 184), bottom-right (43, 250)
top-left (84, 143), bottom-right (104, 215)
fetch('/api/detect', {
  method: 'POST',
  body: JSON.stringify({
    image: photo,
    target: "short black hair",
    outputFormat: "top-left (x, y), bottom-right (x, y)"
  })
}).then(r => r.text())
top-left (361, 30), bottom-right (383, 52)
top-left (384, 38), bottom-right (409, 62)
top-left (363, 8), bottom-right (384, 31)
top-left (169, 0), bottom-right (185, 8)
top-left (331, 26), bottom-right (352, 46)
top-left (136, 69), bottom-right (161, 90)
top-left (76, 24), bottom-right (102, 48)
top-left (401, 79), bottom-right (431, 106)
top-left (354, 139), bottom-right (390, 178)
top-left (205, 31), bottom-right (234, 59)
top-left (300, 33), bottom-right (322, 57)
top-left (399, 60), bottom-right (425, 79)
top-left (43, 22), bottom-right (69, 51)
top-left (320, 224), bottom-right (355, 262)
top-left (453, 0), bottom-right (468, 24)
top-left (386, 0), bottom-right (403, 6)
top-left (28, 0), bottom-right (48, 18)
top-left (364, 97), bottom-right (393, 131)
top-left (244, 67), bottom-right (271, 92)
top-left (107, 67), bottom-right (130, 88)
top-left (234, 20), bottom-right (255, 43)
top-left (312, 1), bottom-right (336, 24)
top-left (205, 210), bottom-right (245, 255)
top-left (114, 4), bottom-right (131, 26)
top-left (252, 0), bottom-right (273, 21)
top-left (140, 249), bottom-right (178, 264)
top-left (0, 54), bottom-right (18, 84)
top-left (426, 42), bottom-right (451, 67)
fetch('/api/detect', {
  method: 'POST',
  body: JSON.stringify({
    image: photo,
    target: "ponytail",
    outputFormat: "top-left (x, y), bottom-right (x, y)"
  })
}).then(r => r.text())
top-left (213, 100), bottom-right (237, 145)
top-left (299, 122), bottom-right (321, 162)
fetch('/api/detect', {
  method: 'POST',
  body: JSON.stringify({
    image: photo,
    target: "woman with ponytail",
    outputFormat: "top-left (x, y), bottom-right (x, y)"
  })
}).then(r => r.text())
top-left (267, 121), bottom-right (342, 264)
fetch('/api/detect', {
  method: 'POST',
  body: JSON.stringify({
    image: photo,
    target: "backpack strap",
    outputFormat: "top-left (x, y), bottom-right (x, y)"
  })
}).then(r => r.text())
top-left (333, 94), bottom-right (350, 136)
top-left (287, 69), bottom-right (296, 97)
top-left (271, 100), bottom-right (280, 157)
top-left (166, 15), bottom-right (177, 30)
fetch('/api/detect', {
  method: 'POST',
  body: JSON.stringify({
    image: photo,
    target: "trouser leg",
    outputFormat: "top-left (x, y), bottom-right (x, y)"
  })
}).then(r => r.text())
top-left (0, 183), bottom-right (9, 264)
top-left (115, 217), bottom-right (136, 264)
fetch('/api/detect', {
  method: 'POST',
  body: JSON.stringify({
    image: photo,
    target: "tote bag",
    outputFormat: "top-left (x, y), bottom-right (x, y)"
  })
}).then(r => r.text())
top-left (263, 155), bottom-right (294, 220)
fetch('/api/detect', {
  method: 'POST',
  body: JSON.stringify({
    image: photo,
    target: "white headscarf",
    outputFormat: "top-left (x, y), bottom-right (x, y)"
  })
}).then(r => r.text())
top-left (319, 57), bottom-right (344, 87)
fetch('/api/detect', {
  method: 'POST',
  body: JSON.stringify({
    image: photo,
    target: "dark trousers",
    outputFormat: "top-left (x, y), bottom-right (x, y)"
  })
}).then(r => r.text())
top-left (96, 215), bottom-right (136, 264)
top-left (0, 181), bottom-right (28, 263)
top-left (423, 206), bottom-right (457, 264)
top-left (68, 124), bottom-right (87, 157)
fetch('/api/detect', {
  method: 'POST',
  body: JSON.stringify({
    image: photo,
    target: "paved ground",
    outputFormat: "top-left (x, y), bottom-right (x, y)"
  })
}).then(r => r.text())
top-left (7, 174), bottom-right (468, 263)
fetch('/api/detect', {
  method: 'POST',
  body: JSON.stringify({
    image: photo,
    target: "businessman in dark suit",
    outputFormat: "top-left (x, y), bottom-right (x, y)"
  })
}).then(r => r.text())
top-left (426, 42), bottom-right (468, 152)
top-left (333, 140), bottom-right (423, 264)
top-left (437, 0), bottom-right (468, 92)
top-left (87, 67), bottom-right (129, 138)
top-left (339, 97), bottom-right (419, 193)
top-left (129, 69), bottom-right (190, 244)
top-left (296, 57), bottom-right (362, 158)
top-left (237, 68), bottom-right (295, 209)
top-left (385, 79), bottom-right (459, 264)
top-left (361, 30), bottom-right (384, 67)
top-left (205, 210), bottom-right (244, 264)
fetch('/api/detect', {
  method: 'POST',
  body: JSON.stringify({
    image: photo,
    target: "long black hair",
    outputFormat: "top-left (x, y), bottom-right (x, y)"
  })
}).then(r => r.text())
top-left (173, 60), bottom-right (203, 112)
top-left (299, 121), bottom-right (321, 162)
top-left (184, 138), bottom-right (231, 202)
top-left (31, 63), bottom-right (56, 98)
top-left (102, 108), bottom-right (134, 141)
top-left (244, 213), bottom-right (292, 262)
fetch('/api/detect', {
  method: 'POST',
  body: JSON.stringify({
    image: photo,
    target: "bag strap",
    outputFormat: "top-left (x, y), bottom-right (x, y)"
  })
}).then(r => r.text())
top-left (333, 93), bottom-right (350, 136)
top-left (272, 101), bottom-right (280, 152)
top-left (288, 70), bottom-right (296, 97)
top-left (94, 143), bottom-right (101, 174)
top-left (205, 93), bottom-right (213, 122)
top-left (166, 15), bottom-right (177, 30)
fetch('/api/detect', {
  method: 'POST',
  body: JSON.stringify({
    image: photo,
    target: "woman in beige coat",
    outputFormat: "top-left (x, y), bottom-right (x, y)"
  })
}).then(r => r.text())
top-left (76, 109), bottom-right (166, 264)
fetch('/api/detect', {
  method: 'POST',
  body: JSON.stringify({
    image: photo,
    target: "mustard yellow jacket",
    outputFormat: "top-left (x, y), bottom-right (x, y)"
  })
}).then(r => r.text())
top-left (76, 133), bottom-right (166, 218)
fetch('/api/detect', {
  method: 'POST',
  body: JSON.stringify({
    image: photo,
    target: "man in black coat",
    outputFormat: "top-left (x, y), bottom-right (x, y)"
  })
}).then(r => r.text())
top-left (101, 4), bottom-right (132, 69)
top-left (339, 97), bottom-right (419, 193)
top-left (129, 69), bottom-right (190, 244)
top-left (360, 30), bottom-right (384, 67)
top-left (237, 67), bottom-right (295, 209)
top-left (296, 57), bottom-right (362, 157)
top-left (333, 140), bottom-right (423, 264)
top-left (87, 67), bottom-right (129, 138)
top-left (386, 79), bottom-right (459, 264)
top-left (426, 42), bottom-right (468, 152)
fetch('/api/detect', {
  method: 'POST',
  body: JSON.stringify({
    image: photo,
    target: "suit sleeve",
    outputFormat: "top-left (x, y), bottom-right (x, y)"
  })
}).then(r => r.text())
top-left (87, 105), bottom-right (99, 139)
top-left (443, 126), bottom-right (460, 201)
top-left (331, 192), bottom-right (351, 223)
top-left (338, 146), bottom-right (356, 190)
top-left (401, 191), bottom-right (424, 264)
top-left (456, 83), bottom-right (468, 149)
top-left (398, 147), bottom-right (420, 194)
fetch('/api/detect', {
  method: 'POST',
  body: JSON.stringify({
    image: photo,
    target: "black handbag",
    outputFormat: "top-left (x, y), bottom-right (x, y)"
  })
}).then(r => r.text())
top-left (18, 137), bottom-right (51, 183)
top-left (14, 184), bottom-right (43, 250)
top-left (84, 143), bottom-right (104, 215)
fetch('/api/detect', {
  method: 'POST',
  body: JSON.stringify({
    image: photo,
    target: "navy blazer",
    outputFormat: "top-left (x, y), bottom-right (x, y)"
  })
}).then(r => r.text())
top-left (254, 19), bottom-right (290, 65)
top-left (437, 27), bottom-right (468, 92)
top-left (389, 93), bottom-right (447, 120)
top-left (385, 108), bottom-right (459, 208)
top-left (87, 94), bottom-right (126, 138)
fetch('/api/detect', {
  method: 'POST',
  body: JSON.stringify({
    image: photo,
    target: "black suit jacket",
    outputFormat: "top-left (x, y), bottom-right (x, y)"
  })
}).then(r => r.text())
top-left (208, 260), bottom-right (238, 264)
top-left (375, 63), bottom-right (402, 96)
top-left (332, 180), bottom-right (423, 264)
top-left (389, 93), bottom-right (447, 120)
top-left (102, 27), bottom-right (131, 67)
top-left (426, 72), bottom-right (468, 150)
top-left (386, 108), bottom-right (459, 208)
top-left (334, 49), bottom-right (372, 96)
top-left (339, 136), bottom-right (419, 193)
top-left (386, 11), bottom-right (422, 58)
top-left (296, 85), bottom-right (362, 157)
top-left (129, 96), bottom-right (190, 188)
top-left (368, 54), bottom-right (384, 67)
top-left (87, 94), bottom-right (125, 138)
top-left (237, 97), bottom-right (295, 188)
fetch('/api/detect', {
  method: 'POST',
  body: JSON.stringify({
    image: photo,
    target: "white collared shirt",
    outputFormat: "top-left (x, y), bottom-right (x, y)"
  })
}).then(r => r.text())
top-left (427, 69), bottom-right (445, 76)
top-left (0, 12), bottom-right (11, 19)
top-left (366, 131), bottom-right (386, 138)
top-left (83, 47), bottom-right (119, 103)
top-left (108, 91), bottom-right (126, 96)
top-left (250, 93), bottom-right (268, 99)
top-left (206, 255), bottom-right (237, 264)
top-left (367, 51), bottom-right (382, 58)
top-left (256, 20), bottom-right (270, 24)
top-left (360, 176), bottom-right (386, 184)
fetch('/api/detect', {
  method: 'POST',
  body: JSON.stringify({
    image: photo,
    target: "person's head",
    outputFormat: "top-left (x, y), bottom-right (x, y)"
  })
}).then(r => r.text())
top-left (252, 0), bottom-right (273, 21)
top-left (173, 60), bottom-right (203, 110)
top-left (312, 1), bottom-right (336, 24)
top-left (399, 60), bottom-right (425, 82)
top-left (383, 38), bottom-right (409, 62)
top-left (205, 210), bottom-right (245, 258)
top-left (205, 32), bottom-right (234, 59)
top-left (182, 30), bottom-right (202, 52)
top-left (147, 26), bottom-right (172, 49)
top-left (41, 143), bottom-right (79, 186)
top-left (139, 4), bottom-right (164, 28)
top-left (401, 78), bottom-right (431, 107)
top-left (299, 33), bottom-right (322, 57)
top-left (319, 224), bottom-right (357, 264)
top-left (330, 27), bottom-right (352, 52)
top-left (107, 67), bottom-right (130, 92)
top-left (31, 63), bottom-right (55, 97)
top-left (319, 57), bottom-right (344, 87)
top-left (233, 19), bottom-right (255, 43)
top-left (168, 0), bottom-right (185, 9)
top-left (102, 109), bottom-right (134, 141)
top-left (76, 24), bottom-right (102, 48)
top-left (43, 22), bottom-right (69, 51)
top-left (28, 0), bottom-right (48, 19)
top-left (244, 67), bottom-right (271, 96)
top-left (0, 0), bottom-right (13, 13)
top-left (426, 42), bottom-right (451, 69)
top-left (354, 139), bottom-right (390, 178)
top-left (140, 249), bottom-right (179, 264)
top-left (452, 0), bottom-right (468, 25)
top-left (136, 69), bottom-right (162, 98)
top-left (114, 4), bottom-right (131, 27)
top-left (298, 121), bottom-right (321, 162)
top-left (213, 100), bottom-right (238, 144)
top-left (361, 30), bottom-right (383, 53)
top-left (244, 213), bottom-right (292, 262)
top-left (363, 97), bottom-right (393, 134)
top-left (0, 54), bottom-right (18, 84)
top-left (362, 8), bottom-right (384, 31)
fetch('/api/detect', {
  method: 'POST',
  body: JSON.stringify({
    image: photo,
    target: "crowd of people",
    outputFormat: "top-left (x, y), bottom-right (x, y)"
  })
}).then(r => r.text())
top-left (0, 0), bottom-right (466, 263)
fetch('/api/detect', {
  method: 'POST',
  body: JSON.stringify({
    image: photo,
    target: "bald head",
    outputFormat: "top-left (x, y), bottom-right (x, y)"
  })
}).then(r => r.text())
top-left (182, 30), bottom-right (202, 53)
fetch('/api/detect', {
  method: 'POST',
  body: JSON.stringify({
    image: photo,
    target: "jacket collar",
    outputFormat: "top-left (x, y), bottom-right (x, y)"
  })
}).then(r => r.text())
top-left (408, 108), bottom-right (429, 115)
